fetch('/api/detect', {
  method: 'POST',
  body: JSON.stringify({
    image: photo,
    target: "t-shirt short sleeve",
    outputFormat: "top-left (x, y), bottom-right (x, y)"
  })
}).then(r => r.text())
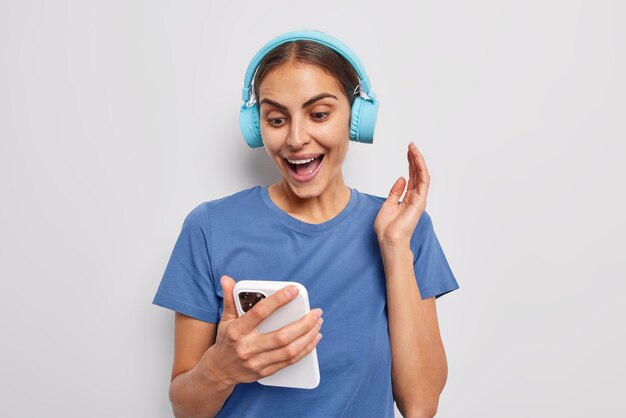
top-left (411, 212), bottom-right (460, 299)
top-left (152, 203), bottom-right (221, 323)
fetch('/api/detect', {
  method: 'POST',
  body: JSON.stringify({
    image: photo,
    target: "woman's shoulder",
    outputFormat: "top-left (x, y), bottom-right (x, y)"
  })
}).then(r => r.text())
top-left (182, 186), bottom-right (264, 225)
top-left (352, 188), bottom-right (433, 225)
top-left (352, 188), bottom-right (386, 206)
top-left (205, 186), bottom-right (262, 208)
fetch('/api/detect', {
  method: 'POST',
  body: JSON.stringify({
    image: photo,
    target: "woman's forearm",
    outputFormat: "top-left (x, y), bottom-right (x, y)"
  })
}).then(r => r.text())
top-left (380, 244), bottom-right (448, 417)
top-left (169, 346), bottom-right (235, 418)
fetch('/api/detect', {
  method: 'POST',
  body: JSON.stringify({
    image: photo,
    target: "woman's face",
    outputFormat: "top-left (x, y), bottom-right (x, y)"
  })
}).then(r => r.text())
top-left (258, 61), bottom-right (352, 200)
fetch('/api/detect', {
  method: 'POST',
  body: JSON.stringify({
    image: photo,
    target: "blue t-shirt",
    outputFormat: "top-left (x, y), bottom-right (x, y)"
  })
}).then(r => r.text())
top-left (153, 186), bottom-right (459, 417)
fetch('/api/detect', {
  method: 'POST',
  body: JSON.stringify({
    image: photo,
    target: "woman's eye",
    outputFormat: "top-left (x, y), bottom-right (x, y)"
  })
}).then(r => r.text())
top-left (312, 112), bottom-right (330, 121)
top-left (267, 117), bottom-right (286, 127)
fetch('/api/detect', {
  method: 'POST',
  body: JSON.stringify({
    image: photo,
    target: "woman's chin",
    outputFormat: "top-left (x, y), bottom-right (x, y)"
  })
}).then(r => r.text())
top-left (283, 179), bottom-right (323, 200)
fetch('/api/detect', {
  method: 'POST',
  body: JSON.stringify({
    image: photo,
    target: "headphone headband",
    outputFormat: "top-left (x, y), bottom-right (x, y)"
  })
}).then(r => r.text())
top-left (241, 30), bottom-right (372, 102)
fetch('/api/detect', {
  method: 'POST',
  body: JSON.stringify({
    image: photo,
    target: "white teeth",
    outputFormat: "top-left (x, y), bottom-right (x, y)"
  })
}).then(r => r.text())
top-left (286, 156), bottom-right (319, 165)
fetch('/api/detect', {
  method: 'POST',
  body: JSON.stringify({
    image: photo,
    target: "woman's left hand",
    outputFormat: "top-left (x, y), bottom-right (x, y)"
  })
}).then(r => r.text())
top-left (374, 142), bottom-right (430, 249)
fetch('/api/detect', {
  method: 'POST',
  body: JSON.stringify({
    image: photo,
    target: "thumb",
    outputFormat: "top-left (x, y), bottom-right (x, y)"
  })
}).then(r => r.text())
top-left (220, 275), bottom-right (239, 322)
top-left (386, 177), bottom-right (406, 205)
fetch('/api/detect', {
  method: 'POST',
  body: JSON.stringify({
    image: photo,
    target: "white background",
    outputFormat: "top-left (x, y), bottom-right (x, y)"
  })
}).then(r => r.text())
top-left (1, 1), bottom-right (625, 417)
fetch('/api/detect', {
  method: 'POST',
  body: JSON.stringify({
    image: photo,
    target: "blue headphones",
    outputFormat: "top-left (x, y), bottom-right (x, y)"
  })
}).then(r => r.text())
top-left (239, 30), bottom-right (379, 148)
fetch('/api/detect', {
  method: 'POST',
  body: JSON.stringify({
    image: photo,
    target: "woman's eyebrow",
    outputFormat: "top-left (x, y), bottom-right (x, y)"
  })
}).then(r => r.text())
top-left (259, 93), bottom-right (338, 111)
top-left (301, 93), bottom-right (338, 109)
top-left (259, 98), bottom-right (288, 111)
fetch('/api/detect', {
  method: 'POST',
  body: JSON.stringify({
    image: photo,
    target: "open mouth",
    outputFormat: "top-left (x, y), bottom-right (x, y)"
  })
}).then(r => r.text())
top-left (285, 155), bottom-right (325, 176)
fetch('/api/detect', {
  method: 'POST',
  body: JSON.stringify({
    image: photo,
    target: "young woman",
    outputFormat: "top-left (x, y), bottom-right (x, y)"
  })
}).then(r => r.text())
top-left (153, 30), bottom-right (459, 418)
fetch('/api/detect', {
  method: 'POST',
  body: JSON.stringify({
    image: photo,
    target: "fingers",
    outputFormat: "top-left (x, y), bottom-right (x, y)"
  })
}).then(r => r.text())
top-left (257, 327), bottom-right (323, 379)
top-left (220, 275), bottom-right (239, 322)
top-left (387, 143), bottom-right (430, 208)
top-left (237, 285), bottom-right (300, 333)
top-left (254, 308), bottom-right (322, 352)
top-left (408, 142), bottom-right (430, 205)
top-left (232, 306), bottom-right (323, 380)
top-left (229, 322), bottom-right (322, 383)
top-left (385, 177), bottom-right (406, 205)
top-left (255, 311), bottom-right (322, 364)
top-left (407, 147), bottom-right (415, 192)
top-left (408, 143), bottom-right (420, 190)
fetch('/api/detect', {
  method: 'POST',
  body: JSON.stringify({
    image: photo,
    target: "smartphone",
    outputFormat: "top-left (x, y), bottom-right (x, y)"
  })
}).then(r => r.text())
top-left (233, 280), bottom-right (320, 389)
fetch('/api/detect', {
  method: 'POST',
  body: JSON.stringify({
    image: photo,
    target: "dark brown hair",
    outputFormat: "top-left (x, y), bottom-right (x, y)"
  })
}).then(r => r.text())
top-left (252, 40), bottom-right (360, 105)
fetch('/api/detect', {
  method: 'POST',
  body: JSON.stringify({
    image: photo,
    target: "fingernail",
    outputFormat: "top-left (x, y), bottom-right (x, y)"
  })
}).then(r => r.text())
top-left (285, 285), bottom-right (299, 297)
top-left (317, 317), bottom-right (324, 328)
top-left (315, 333), bottom-right (323, 343)
top-left (313, 308), bottom-right (323, 319)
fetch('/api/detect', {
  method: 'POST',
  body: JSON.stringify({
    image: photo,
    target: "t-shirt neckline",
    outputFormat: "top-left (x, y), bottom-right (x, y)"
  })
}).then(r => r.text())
top-left (259, 185), bottom-right (359, 233)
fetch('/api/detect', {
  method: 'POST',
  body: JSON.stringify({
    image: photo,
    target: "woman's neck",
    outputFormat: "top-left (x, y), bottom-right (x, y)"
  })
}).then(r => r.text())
top-left (268, 176), bottom-right (352, 224)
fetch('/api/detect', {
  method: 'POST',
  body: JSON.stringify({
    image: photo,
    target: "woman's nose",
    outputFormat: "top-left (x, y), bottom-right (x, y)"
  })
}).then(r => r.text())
top-left (286, 118), bottom-right (310, 150)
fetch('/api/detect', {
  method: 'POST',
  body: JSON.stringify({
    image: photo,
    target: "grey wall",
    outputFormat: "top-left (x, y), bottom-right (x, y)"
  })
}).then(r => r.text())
top-left (1, 1), bottom-right (624, 417)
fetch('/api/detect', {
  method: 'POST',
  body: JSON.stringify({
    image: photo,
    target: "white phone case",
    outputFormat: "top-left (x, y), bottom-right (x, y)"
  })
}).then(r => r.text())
top-left (233, 280), bottom-right (320, 389)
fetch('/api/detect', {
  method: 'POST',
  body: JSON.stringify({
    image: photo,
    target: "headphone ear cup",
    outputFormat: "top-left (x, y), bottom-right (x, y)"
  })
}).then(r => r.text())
top-left (239, 104), bottom-right (264, 148)
top-left (349, 97), bottom-right (363, 142)
top-left (350, 97), bottom-right (378, 143)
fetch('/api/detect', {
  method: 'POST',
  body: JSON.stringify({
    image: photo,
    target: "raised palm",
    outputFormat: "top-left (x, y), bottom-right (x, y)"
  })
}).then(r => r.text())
top-left (374, 143), bottom-right (430, 248)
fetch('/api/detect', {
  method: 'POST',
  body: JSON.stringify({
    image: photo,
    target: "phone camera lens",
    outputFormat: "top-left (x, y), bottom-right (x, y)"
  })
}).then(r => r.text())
top-left (238, 291), bottom-right (265, 313)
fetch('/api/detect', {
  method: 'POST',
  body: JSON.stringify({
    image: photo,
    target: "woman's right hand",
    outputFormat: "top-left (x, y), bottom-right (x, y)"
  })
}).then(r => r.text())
top-left (200, 275), bottom-right (323, 389)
